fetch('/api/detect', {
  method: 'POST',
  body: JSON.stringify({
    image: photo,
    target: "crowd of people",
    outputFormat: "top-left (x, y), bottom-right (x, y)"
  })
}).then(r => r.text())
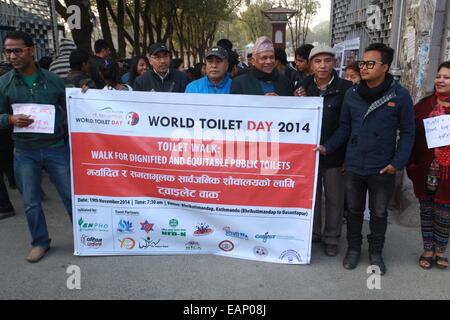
top-left (0, 30), bottom-right (449, 274)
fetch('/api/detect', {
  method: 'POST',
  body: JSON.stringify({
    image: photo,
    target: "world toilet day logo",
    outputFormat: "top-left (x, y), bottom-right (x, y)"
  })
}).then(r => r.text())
top-left (126, 112), bottom-right (140, 126)
top-left (76, 107), bottom-right (126, 127)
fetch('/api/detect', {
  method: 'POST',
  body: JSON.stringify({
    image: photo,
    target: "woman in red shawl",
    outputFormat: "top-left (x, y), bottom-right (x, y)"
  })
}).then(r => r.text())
top-left (407, 61), bottom-right (450, 270)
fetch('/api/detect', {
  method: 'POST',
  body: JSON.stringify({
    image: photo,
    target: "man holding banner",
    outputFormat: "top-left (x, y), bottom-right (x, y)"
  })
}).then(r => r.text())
top-left (185, 46), bottom-right (232, 94)
top-left (317, 43), bottom-right (415, 275)
top-left (295, 45), bottom-right (353, 257)
top-left (230, 37), bottom-right (293, 96)
top-left (0, 31), bottom-right (72, 263)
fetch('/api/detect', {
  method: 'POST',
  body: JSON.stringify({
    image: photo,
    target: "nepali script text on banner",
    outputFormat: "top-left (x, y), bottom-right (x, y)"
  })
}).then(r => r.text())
top-left (67, 89), bottom-right (323, 264)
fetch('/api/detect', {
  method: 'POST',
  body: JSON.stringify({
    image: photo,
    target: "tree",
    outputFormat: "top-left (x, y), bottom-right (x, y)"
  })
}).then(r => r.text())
top-left (282, 0), bottom-right (320, 49)
top-left (88, 0), bottom-right (241, 62)
top-left (214, 12), bottom-right (247, 51)
top-left (116, 0), bottom-right (126, 57)
top-left (238, 0), bottom-right (273, 43)
top-left (96, 0), bottom-right (116, 57)
top-left (305, 20), bottom-right (330, 45)
top-left (174, 0), bottom-right (241, 65)
top-left (56, 0), bottom-right (94, 52)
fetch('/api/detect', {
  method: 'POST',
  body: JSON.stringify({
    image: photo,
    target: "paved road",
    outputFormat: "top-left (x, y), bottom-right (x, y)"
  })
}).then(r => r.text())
top-left (0, 174), bottom-right (449, 300)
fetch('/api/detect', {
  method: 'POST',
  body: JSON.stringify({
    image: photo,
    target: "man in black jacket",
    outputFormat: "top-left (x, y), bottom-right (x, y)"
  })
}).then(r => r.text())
top-left (134, 43), bottom-right (188, 93)
top-left (295, 45), bottom-right (353, 257)
top-left (65, 49), bottom-right (96, 89)
top-left (89, 39), bottom-right (111, 89)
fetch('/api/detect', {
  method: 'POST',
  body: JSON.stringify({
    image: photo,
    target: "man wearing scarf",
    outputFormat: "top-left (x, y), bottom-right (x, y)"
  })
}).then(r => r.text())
top-left (317, 43), bottom-right (416, 275)
top-left (230, 36), bottom-right (293, 96)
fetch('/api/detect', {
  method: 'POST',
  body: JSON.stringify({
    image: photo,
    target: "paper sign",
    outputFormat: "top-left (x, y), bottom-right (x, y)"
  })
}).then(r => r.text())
top-left (12, 103), bottom-right (55, 134)
top-left (423, 114), bottom-right (450, 149)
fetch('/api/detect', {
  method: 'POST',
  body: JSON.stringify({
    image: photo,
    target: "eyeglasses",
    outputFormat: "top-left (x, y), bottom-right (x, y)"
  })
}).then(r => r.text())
top-left (3, 47), bottom-right (29, 56)
top-left (357, 60), bottom-right (384, 69)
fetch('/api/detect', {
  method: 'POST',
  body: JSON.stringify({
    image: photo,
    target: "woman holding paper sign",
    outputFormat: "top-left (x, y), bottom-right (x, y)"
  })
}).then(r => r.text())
top-left (407, 61), bottom-right (450, 270)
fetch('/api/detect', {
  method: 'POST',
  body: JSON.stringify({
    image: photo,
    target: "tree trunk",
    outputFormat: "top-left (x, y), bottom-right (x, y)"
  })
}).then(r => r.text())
top-left (105, 0), bottom-right (134, 46)
top-left (56, 0), bottom-right (93, 53)
top-left (133, 0), bottom-right (141, 55)
top-left (143, 1), bottom-right (151, 54)
top-left (117, 0), bottom-right (126, 57)
top-left (96, 0), bottom-right (116, 58)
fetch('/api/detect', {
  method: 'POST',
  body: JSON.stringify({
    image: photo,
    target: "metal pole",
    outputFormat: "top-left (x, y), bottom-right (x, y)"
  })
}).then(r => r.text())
top-left (391, 0), bottom-right (404, 81)
top-left (50, 0), bottom-right (59, 56)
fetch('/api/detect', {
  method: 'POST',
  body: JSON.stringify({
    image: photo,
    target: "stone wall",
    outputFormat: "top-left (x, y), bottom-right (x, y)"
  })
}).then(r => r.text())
top-left (398, 0), bottom-right (449, 103)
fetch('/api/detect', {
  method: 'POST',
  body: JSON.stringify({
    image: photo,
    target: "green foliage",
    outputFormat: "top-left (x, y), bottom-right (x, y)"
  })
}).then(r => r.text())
top-left (238, 0), bottom-right (273, 43)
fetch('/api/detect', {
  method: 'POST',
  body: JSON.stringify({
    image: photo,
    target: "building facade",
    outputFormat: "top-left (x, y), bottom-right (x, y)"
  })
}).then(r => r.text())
top-left (330, 0), bottom-right (450, 103)
top-left (0, 0), bottom-right (56, 61)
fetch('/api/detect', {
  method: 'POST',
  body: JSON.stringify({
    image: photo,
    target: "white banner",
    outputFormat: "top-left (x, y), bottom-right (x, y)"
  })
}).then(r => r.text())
top-left (67, 89), bottom-right (323, 264)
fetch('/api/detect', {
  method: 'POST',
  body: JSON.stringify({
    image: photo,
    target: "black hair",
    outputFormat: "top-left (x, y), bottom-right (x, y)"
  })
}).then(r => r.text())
top-left (99, 59), bottom-right (120, 87)
top-left (227, 51), bottom-right (238, 73)
top-left (365, 43), bottom-right (395, 70)
top-left (186, 67), bottom-right (195, 76)
top-left (217, 39), bottom-right (233, 52)
top-left (4, 31), bottom-right (34, 47)
top-left (171, 58), bottom-right (183, 70)
top-left (345, 61), bottom-right (360, 73)
top-left (94, 39), bottom-right (110, 54)
top-left (69, 49), bottom-right (90, 71)
top-left (295, 44), bottom-right (314, 61)
top-left (274, 48), bottom-right (288, 65)
top-left (193, 62), bottom-right (205, 80)
top-left (247, 53), bottom-right (253, 59)
top-left (38, 56), bottom-right (53, 70)
top-left (128, 55), bottom-right (149, 87)
top-left (438, 61), bottom-right (450, 72)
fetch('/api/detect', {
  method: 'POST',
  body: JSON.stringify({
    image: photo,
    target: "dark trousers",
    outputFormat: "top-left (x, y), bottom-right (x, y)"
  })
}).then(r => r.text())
top-left (0, 169), bottom-right (12, 209)
top-left (313, 167), bottom-right (344, 245)
top-left (345, 172), bottom-right (396, 254)
top-left (0, 129), bottom-right (13, 209)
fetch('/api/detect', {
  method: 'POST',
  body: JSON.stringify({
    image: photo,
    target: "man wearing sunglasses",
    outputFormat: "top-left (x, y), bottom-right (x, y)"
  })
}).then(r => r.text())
top-left (316, 43), bottom-right (415, 275)
top-left (0, 31), bottom-right (72, 263)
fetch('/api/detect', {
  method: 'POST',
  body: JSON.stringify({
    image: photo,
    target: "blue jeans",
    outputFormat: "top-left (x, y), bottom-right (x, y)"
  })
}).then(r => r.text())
top-left (14, 146), bottom-right (72, 248)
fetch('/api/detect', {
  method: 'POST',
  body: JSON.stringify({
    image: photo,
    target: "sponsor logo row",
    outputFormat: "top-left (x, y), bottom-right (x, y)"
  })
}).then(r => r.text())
top-left (80, 234), bottom-right (301, 263)
top-left (79, 218), bottom-right (298, 243)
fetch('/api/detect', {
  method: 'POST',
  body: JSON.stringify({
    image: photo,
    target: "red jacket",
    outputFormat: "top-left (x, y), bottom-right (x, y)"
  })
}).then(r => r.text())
top-left (407, 95), bottom-right (450, 204)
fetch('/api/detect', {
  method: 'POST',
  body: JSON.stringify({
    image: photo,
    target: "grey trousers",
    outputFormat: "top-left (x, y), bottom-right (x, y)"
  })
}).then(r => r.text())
top-left (313, 167), bottom-right (345, 245)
